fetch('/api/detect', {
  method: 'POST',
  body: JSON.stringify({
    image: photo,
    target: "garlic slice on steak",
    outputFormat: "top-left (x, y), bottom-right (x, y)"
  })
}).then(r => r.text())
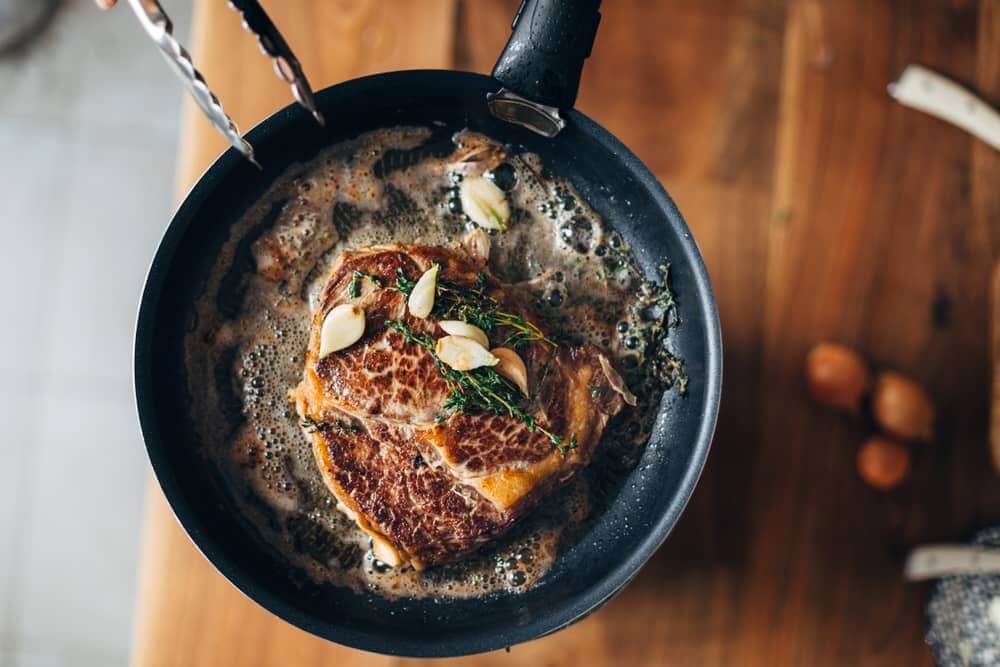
top-left (491, 347), bottom-right (529, 395)
top-left (436, 335), bottom-right (499, 371)
top-left (318, 304), bottom-right (366, 358)
top-left (438, 320), bottom-right (489, 348)
top-left (408, 264), bottom-right (439, 319)
top-left (460, 176), bottom-right (510, 230)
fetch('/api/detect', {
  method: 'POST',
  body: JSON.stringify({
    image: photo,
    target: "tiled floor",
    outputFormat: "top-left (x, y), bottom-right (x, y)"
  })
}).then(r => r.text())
top-left (0, 1), bottom-right (191, 665)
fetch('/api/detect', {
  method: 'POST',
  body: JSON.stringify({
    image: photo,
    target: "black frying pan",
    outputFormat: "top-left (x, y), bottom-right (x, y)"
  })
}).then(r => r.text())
top-left (134, 0), bottom-right (721, 657)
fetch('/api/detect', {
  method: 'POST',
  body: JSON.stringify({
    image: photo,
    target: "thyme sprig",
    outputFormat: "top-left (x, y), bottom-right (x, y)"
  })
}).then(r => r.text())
top-left (627, 262), bottom-right (687, 394)
top-left (386, 319), bottom-right (576, 455)
top-left (299, 415), bottom-right (360, 435)
top-left (392, 267), bottom-right (556, 348)
top-left (299, 416), bottom-right (322, 433)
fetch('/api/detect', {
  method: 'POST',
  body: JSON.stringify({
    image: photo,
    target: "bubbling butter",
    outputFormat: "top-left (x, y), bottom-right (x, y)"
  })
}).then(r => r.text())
top-left (183, 126), bottom-right (679, 599)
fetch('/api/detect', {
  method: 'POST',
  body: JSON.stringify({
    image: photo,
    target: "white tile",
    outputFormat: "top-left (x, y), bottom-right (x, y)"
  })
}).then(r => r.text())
top-left (0, 388), bottom-right (35, 638)
top-left (0, 0), bottom-right (186, 662)
top-left (0, 4), bottom-right (86, 123)
top-left (14, 385), bottom-right (146, 659)
top-left (0, 120), bottom-right (75, 376)
top-left (0, 1), bottom-right (192, 140)
top-left (9, 640), bottom-right (124, 667)
top-left (38, 125), bottom-right (177, 384)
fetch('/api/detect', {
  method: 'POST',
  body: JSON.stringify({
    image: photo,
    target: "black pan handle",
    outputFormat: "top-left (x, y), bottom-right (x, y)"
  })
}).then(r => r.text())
top-left (492, 0), bottom-right (602, 111)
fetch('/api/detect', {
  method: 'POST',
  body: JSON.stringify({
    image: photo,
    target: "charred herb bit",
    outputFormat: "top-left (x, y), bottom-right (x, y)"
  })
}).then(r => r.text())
top-left (334, 419), bottom-right (360, 435)
top-left (298, 415), bottom-right (359, 435)
top-left (299, 416), bottom-right (323, 433)
top-left (603, 234), bottom-right (644, 282)
top-left (392, 267), bottom-right (416, 296)
top-left (386, 318), bottom-right (572, 454)
top-left (348, 270), bottom-right (383, 298)
top-left (555, 434), bottom-right (578, 456)
top-left (628, 262), bottom-right (688, 395)
top-left (663, 355), bottom-right (688, 394)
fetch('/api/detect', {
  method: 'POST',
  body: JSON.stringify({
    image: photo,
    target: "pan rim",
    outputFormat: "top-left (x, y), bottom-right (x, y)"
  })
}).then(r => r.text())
top-left (133, 69), bottom-right (721, 658)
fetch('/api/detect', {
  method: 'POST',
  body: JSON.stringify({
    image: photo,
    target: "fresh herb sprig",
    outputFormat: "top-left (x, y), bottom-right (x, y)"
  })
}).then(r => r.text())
top-left (386, 319), bottom-right (576, 455)
top-left (392, 267), bottom-right (416, 295)
top-left (386, 317), bottom-right (434, 348)
top-left (299, 416), bottom-right (322, 433)
top-left (299, 415), bottom-right (360, 435)
top-left (348, 270), bottom-right (383, 299)
top-left (392, 267), bottom-right (556, 348)
top-left (627, 262), bottom-right (687, 394)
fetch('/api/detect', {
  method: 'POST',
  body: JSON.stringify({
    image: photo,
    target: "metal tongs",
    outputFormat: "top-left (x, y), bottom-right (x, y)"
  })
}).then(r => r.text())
top-left (126, 0), bottom-right (324, 167)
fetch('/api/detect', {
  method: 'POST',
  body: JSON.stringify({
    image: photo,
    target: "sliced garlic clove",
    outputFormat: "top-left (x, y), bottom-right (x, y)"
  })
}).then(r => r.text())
top-left (318, 303), bottom-right (366, 358)
top-left (436, 335), bottom-right (499, 371)
top-left (460, 176), bottom-right (510, 230)
top-left (491, 347), bottom-right (529, 395)
top-left (407, 264), bottom-right (439, 319)
top-left (438, 320), bottom-right (489, 348)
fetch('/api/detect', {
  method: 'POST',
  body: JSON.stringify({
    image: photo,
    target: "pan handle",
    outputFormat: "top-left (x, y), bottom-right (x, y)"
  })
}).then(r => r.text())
top-left (489, 0), bottom-right (602, 137)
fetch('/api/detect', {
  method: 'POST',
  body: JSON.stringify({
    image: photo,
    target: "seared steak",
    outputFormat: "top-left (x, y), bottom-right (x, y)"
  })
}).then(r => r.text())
top-left (292, 244), bottom-right (632, 569)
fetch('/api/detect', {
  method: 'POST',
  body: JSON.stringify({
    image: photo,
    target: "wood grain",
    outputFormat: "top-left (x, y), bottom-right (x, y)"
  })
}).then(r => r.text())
top-left (133, 1), bottom-right (1000, 665)
top-left (993, 260), bottom-right (1000, 474)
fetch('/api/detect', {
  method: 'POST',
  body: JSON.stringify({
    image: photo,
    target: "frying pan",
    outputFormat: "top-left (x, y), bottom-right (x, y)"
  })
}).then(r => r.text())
top-left (134, 0), bottom-right (721, 657)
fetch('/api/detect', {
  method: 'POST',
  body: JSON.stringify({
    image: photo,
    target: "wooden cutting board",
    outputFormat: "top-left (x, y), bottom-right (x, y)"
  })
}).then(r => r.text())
top-left (993, 260), bottom-right (1000, 474)
top-left (131, 2), bottom-right (1000, 665)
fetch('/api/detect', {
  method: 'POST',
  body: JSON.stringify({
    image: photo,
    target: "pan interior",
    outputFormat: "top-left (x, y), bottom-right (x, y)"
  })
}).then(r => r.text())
top-left (136, 71), bottom-right (718, 656)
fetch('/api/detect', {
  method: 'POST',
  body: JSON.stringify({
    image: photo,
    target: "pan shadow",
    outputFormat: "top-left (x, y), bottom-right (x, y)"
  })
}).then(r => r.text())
top-left (639, 335), bottom-right (761, 578)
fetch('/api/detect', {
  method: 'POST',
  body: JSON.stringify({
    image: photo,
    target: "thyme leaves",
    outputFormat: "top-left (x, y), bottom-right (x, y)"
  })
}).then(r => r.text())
top-left (393, 268), bottom-right (556, 348)
top-left (392, 267), bottom-right (416, 296)
top-left (299, 415), bottom-right (360, 435)
top-left (348, 270), bottom-right (383, 299)
top-left (386, 319), bottom-right (573, 454)
top-left (299, 416), bottom-right (322, 433)
top-left (626, 262), bottom-right (687, 394)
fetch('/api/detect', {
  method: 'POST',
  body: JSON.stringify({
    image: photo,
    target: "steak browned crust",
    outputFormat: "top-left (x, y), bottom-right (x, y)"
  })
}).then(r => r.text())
top-left (292, 244), bottom-right (630, 569)
top-left (310, 418), bottom-right (512, 568)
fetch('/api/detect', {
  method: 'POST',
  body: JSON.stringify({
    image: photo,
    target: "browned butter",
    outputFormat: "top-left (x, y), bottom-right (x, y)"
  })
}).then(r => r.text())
top-left (184, 127), bottom-right (683, 599)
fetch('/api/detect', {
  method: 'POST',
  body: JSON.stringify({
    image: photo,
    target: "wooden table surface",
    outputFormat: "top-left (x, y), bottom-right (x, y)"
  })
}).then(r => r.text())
top-left (131, 1), bottom-right (1000, 665)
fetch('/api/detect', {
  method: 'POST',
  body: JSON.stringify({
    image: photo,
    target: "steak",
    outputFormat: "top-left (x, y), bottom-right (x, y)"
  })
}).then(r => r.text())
top-left (292, 244), bottom-right (633, 569)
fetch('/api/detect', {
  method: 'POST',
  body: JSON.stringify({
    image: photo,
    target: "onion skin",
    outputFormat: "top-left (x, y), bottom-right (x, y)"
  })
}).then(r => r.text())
top-left (872, 371), bottom-right (935, 442)
top-left (805, 343), bottom-right (870, 414)
top-left (857, 437), bottom-right (911, 490)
